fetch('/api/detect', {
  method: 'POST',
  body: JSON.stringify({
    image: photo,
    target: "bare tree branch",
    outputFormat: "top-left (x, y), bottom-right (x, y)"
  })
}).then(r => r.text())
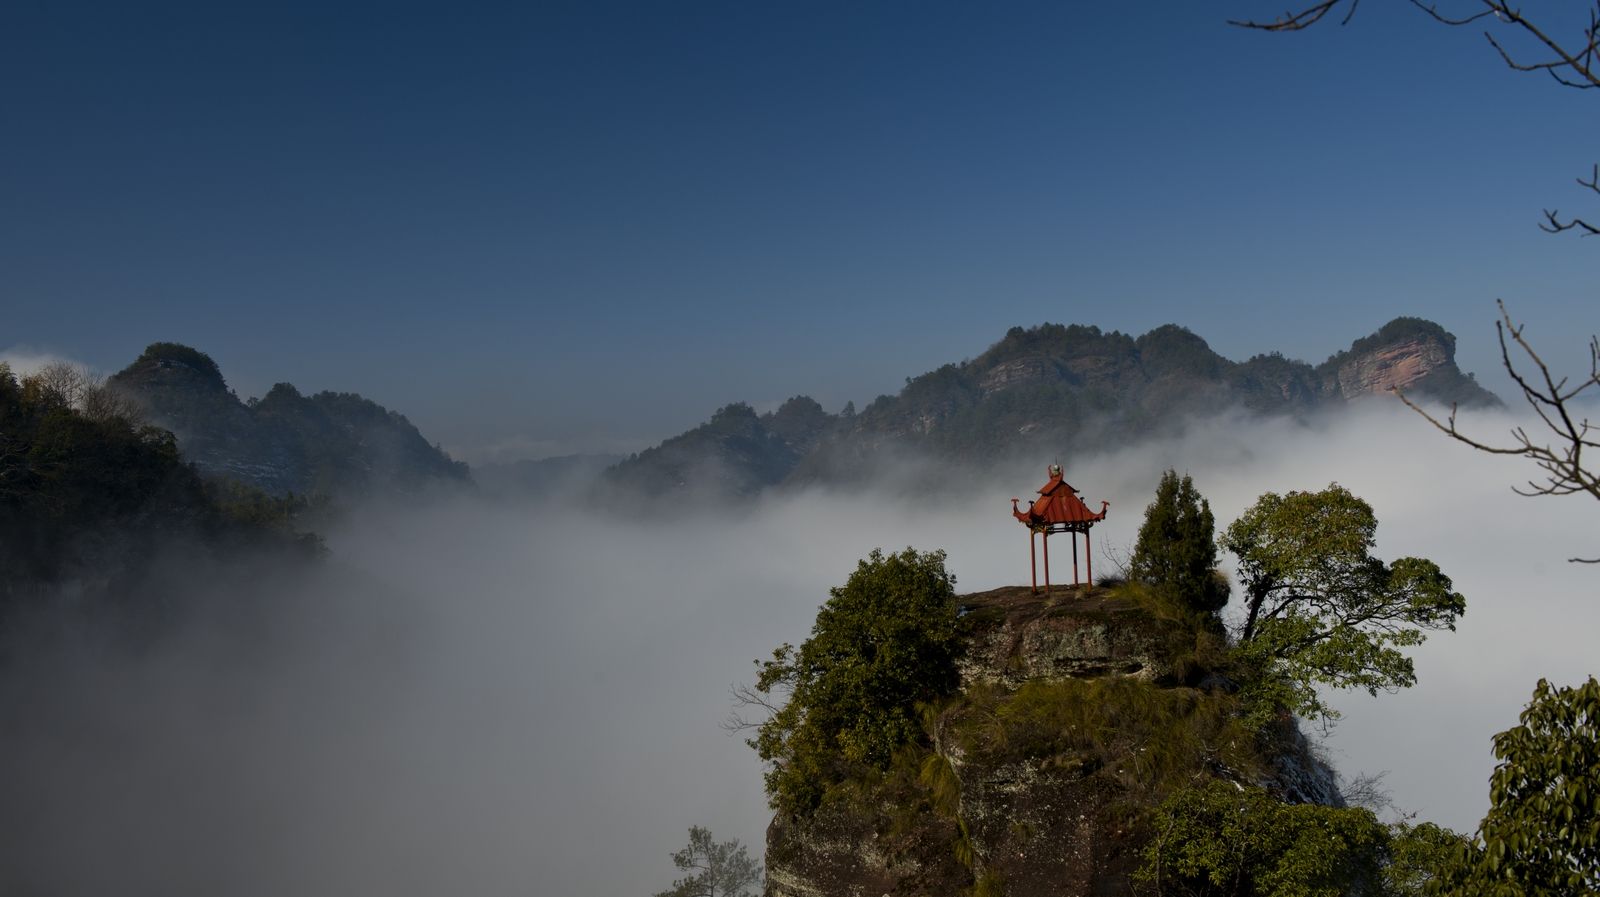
top-left (1234, 0), bottom-right (1600, 89)
top-left (1542, 165), bottom-right (1600, 236)
top-left (1228, 0), bottom-right (1356, 31)
top-left (1234, 1), bottom-right (1600, 233)
top-left (720, 682), bottom-right (785, 735)
top-left (1233, 3), bottom-right (1600, 564)
top-left (1405, 2), bottom-right (1494, 27)
top-left (1396, 301), bottom-right (1600, 563)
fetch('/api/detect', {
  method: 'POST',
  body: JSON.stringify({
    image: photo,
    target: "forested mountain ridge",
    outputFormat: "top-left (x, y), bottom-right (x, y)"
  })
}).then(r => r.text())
top-left (0, 361), bottom-right (318, 605)
top-left (109, 343), bottom-right (470, 499)
top-left (606, 317), bottom-right (1498, 497)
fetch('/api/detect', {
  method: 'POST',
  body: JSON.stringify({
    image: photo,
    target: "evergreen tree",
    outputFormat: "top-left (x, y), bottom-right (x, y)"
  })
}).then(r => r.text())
top-left (654, 826), bottom-right (762, 897)
top-left (1128, 470), bottom-right (1227, 616)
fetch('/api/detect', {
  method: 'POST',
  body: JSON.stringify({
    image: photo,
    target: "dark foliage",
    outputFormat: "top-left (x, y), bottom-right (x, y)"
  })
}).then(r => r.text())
top-left (0, 363), bottom-right (318, 610)
top-left (1128, 470), bottom-right (1228, 618)
top-left (128, 342), bottom-right (226, 386)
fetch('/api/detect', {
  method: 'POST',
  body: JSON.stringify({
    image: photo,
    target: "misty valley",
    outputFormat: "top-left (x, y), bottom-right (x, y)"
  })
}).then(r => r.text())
top-left (2, 319), bottom-right (1595, 897)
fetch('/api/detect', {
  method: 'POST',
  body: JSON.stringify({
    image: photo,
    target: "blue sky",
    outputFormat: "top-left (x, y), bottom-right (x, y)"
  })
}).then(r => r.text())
top-left (3, 1), bottom-right (1595, 461)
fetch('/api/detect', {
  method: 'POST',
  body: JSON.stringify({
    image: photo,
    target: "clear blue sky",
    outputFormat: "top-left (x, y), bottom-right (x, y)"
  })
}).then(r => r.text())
top-left (3, 1), bottom-right (1595, 461)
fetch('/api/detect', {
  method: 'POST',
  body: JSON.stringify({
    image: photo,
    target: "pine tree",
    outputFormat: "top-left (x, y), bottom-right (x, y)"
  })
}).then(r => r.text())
top-left (654, 826), bottom-right (762, 897)
top-left (1128, 470), bottom-right (1227, 616)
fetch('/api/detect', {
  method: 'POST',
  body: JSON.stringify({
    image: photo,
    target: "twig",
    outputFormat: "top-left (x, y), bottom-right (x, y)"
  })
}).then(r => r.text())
top-left (1396, 301), bottom-right (1600, 563)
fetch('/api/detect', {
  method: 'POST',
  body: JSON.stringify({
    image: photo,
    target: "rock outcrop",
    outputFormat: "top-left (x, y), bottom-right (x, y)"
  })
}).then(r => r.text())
top-left (1314, 317), bottom-right (1489, 406)
top-left (1327, 334), bottom-right (1451, 399)
top-left (765, 586), bottom-right (1341, 897)
top-left (954, 588), bottom-right (1187, 688)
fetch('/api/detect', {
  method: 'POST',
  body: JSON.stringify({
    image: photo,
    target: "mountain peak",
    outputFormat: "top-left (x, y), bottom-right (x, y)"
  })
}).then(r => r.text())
top-left (109, 344), bottom-right (467, 497)
top-left (115, 342), bottom-right (229, 392)
top-left (1318, 317), bottom-right (1493, 406)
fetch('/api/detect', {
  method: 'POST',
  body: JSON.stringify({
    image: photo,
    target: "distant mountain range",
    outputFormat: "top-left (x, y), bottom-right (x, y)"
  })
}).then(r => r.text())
top-left (100, 318), bottom-right (1497, 503)
top-left (604, 317), bottom-right (1499, 498)
top-left (110, 343), bottom-right (469, 498)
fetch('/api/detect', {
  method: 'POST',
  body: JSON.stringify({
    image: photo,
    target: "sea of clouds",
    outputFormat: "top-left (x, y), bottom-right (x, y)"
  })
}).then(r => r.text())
top-left (0, 398), bottom-right (1594, 896)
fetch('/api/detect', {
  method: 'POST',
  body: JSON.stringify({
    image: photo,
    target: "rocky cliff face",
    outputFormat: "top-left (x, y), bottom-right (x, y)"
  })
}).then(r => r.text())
top-left (765, 587), bottom-right (1341, 897)
top-left (1326, 335), bottom-right (1450, 399)
top-left (1313, 316), bottom-right (1490, 406)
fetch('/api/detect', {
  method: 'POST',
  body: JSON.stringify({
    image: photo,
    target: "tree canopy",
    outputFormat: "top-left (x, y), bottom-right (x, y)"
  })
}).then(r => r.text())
top-left (1222, 484), bottom-right (1465, 721)
top-left (753, 547), bottom-right (960, 814)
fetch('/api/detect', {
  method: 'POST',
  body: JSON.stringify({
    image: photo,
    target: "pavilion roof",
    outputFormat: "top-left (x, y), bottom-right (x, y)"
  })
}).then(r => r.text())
top-left (1013, 466), bottom-right (1107, 527)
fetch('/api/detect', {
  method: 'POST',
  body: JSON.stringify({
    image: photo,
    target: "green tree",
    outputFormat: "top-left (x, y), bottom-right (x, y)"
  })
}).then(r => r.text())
top-left (1383, 821), bottom-right (1473, 897)
top-left (653, 826), bottom-right (761, 897)
top-left (753, 547), bottom-right (960, 813)
top-left (1222, 484), bottom-right (1465, 722)
top-left (1129, 469), bottom-right (1228, 616)
top-left (1436, 676), bottom-right (1600, 896)
top-left (1138, 779), bottom-right (1390, 897)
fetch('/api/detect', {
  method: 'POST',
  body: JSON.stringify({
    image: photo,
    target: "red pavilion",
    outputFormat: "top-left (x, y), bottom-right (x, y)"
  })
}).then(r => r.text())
top-left (1011, 464), bottom-right (1108, 594)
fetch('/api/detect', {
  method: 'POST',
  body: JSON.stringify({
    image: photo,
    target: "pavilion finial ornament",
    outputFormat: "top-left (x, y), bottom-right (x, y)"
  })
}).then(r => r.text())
top-left (1010, 464), bottom-right (1109, 595)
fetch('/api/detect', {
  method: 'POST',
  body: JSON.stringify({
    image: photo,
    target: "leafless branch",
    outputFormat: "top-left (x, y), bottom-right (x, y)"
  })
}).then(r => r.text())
top-left (1405, 2), bottom-right (1494, 27)
top-left (1228, 0), bottom-right (1357, 31)
top-left (1479, 3), bottom-right (1600, 90)
top-left (1234, 0), bottom-right (1600, 88)
top-left (1235, 1), bottom-right (1600, 234)
top-left (20, 362), bottom-right (144, 426)
top-left (1397, 301), bottom-right (1600, 563)
top-left (1342, 769), bottom-right (1396, 812)
top-left (721, 682), bottom-right (785, 735)
top-left (1541, 165), bottom-right (1600, 236)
